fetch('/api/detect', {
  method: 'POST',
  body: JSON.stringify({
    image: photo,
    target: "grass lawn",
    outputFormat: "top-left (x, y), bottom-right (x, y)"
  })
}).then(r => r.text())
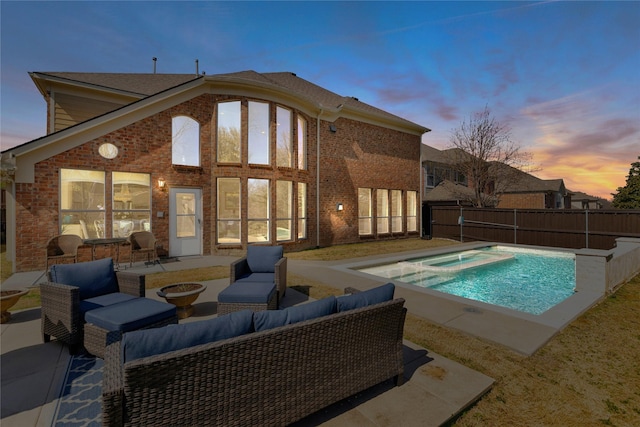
top-left (2, 238), bottom-right (639, 425)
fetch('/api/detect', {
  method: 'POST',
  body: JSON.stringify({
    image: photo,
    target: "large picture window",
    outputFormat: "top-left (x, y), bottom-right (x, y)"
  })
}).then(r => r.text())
top-left (298, 183), bottom-right (307, 239)
top-left (217, 101), bottom-right (241, 163)
top-left (358, 188), bottom-right (372, 235)
top-left (407, 191), bottom-right (417, 232)
top-left (172, 116), bottom-right (200, 166)
top-left (277, 180), bottom-right (292, 241)
top-left (112, 172), bottom-right (151, 238)
top-left (391, 190), bottom-right (402, 233)
top-left (217, 178), bottom-right (241, 244)
top-left (376, 189), bottom-right (389, 234)
top-left (248, 178), bottom-right (270, 242)
top-left (60, 169), bottom-right (105, 239)
top-left (276, 106), bottom-right (292, 167)
top-left (248, 101), bottom-right (270, 165)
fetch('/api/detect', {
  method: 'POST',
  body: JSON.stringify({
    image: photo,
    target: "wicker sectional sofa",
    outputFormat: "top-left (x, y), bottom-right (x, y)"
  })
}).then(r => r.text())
top-left (102, 284), bottom-right (407, 426)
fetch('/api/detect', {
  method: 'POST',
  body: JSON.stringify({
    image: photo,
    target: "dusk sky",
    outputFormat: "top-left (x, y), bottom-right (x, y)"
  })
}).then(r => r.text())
top-left (2, 1), bottom-right (638, 200)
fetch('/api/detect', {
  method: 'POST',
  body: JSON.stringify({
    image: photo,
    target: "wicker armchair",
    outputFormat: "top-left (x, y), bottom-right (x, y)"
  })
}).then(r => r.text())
top-left (40, 258), bottom-right (145, 354)
top-left (128, 231), bottom-right (158, 267)
top-left (230, 245), bottom-right (287, 301)
top-left (45, 234), bottom-right (83, 271)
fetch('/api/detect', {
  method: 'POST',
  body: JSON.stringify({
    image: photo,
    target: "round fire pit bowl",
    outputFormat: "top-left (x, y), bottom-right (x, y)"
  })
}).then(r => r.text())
top-left (157, 283), bottom-right (207, 319)
top-left (1, 289), bottom-right (30, 323)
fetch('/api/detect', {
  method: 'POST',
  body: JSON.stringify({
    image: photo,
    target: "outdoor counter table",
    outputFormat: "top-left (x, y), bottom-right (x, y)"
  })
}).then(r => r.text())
top-left (83, 238), bottom-right (127, 267)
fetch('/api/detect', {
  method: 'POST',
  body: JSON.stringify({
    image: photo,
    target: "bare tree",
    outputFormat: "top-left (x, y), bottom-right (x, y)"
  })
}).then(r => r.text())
top-left (447, 106), bottom-right (531, 207)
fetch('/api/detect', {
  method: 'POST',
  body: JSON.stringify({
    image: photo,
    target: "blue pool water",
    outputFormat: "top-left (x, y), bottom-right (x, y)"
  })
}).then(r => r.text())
top-left (358, 246), bottom-right (576, 315)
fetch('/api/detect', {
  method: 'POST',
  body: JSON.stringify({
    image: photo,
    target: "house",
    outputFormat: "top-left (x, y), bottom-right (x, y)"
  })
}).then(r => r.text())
top-left (569, 191), bottom-right (609, 209)
top-left (421, 144), bottom-right (569, 209)
top-left (1, 71), bottom-right (430, 272)
top-left (493, 165), bottom-right (569, 209)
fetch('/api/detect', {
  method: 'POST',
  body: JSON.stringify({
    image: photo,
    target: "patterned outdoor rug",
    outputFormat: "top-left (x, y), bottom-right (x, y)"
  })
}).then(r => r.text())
top-left (52, 355), bottom-right (103, 426)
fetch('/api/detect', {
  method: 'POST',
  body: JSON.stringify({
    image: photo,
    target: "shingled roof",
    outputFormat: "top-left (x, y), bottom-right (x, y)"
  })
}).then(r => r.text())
top-left (30, 72), bottom-right (201, 96)
top-left (29, 70), bottom-right (428, 132)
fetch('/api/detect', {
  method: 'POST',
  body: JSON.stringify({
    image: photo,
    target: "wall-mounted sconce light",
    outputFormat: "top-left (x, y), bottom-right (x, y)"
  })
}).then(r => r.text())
top-left (336, 203), bottom-right (344, 211)
top-left (158, 177), bottom-right (167, 192)
top-left (329, 124), bottom-right (337, 133)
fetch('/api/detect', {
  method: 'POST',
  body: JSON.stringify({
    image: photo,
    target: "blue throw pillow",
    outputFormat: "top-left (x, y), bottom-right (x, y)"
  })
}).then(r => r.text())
top-left (336, 283), bottom-right (395, 312)
top-left (246, 245), bottom-right (283, 273)
top-left (49, 258), bottom-right (117, 300)
top-left (121, 309), bottom-right (254, 362)
top-left (254, 296), bottom-right (336, 331)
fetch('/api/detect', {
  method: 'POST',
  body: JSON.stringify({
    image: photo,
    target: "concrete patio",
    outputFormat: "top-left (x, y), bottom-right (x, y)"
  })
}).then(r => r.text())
top-left (0, 252), bottom-right (502, 426)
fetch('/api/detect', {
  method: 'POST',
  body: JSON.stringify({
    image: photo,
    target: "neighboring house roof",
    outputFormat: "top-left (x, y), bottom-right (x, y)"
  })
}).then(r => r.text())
top-left (570, 191), bottom-right (612, 208)
top-left (420, 144), bottom-right (469, 164)
top-left (488, 162), bottom-right (565, 194)
top-left (424, 180), bottom-right (476, 202)
top-left (421, 144), bottom-right (567, 199)
top-left (421, 144), bottom-right (449, 163)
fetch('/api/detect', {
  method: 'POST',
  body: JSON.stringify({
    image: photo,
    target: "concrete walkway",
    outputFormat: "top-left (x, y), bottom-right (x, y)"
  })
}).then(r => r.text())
top-left (0, 253), bottom-right (498, 426)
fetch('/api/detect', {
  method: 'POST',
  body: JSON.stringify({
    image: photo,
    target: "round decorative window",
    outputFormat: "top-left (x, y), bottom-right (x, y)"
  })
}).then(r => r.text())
top-left (98, 143), bottom-right (118, 159)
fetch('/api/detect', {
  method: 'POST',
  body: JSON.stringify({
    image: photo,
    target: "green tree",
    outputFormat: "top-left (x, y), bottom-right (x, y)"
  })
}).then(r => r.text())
top-left (611, 156), bottom-right (640, 209)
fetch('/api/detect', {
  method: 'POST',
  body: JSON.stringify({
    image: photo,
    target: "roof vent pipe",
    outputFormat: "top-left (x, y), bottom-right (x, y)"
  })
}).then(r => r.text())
top-left (195, 59), bottom-right (199, 76)
top-left (152, 57), bottom-right (157, 74)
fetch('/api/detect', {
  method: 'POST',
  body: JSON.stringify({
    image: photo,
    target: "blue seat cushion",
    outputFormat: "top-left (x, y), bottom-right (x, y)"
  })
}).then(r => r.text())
top-left (246, 245), bottom-right (283, 273)
top-left (79, 292), bottom-right (138, 315)
top-left (235, 273), bottom-right (275, 283)
top-left (336, 283), bottom-right (395, 312)
top-left (218, 281), bottom-right (276, 304)
top-left (84, 298), bottom-right (176, 333)
top-left (254, 296), bottom-right (337, 331)
top-left (49, 258), bottom-right (118, 300)
top-left (121, 309), bottom-right (254, 362)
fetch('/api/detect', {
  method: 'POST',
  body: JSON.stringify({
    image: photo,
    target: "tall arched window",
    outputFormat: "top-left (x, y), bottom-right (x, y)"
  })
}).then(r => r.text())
top-left (172, 116), bottom-right (200, 166)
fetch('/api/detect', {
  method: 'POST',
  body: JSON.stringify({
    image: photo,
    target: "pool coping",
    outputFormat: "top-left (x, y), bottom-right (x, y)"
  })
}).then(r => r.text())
top-left (332, 242), bottom-right (605, 355)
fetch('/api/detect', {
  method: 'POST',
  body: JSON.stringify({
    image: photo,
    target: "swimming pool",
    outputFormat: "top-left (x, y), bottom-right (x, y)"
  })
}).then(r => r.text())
top-left (357, 245), bottom-right (576, 315)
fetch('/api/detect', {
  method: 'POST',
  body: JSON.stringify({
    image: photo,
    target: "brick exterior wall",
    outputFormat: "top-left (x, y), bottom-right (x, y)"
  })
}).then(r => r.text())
top-left (318, 118), bottom-right (421, 246)
top-left (14, 94), bottom-right (422, 272)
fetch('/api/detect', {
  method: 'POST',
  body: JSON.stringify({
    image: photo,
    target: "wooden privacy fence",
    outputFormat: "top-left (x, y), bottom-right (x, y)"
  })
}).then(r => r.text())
top-left (428, 206), bottom-right (640, 250)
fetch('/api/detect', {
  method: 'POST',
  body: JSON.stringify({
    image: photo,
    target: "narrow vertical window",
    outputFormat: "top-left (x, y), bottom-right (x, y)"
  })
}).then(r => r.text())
top-left (297, 116), bottom-right (307, 169)
top-left (172, 116), bottom-right (200, 166)
top-left (217, 178), bottom-right (241, 244)
top-left (276, 106), bottom-right (292, 167)
top-left (217, 101), bottom-right (241, 163)
top-left (248, 101), bottom-right (270, 165)
top-left (277, 180), bottom-right (292, 241)
top-left (391, 190), bottom-right (402, 233)
top-left (407, 191), bottom-right (417, 232)
top-left (248, 178), bottom-right (270, 242)
top-left (60, 169), bottom-right (105, 239)
top-left (377, 189), bottom-right (389, 234)
top-left (358, 188), bottom-right (372, 235)
top-left (298, 183), bottom-right (307, 239)
top-left (112, 172), bottom-right (151, 238)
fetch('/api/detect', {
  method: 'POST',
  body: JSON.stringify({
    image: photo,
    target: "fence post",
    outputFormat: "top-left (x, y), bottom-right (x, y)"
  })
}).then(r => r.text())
top-left (514, 209), bottom-right (517, 244)
top-left (458, 206), bottom-right (464, 242)
top-left (585, 210), bottom-right (589, 249)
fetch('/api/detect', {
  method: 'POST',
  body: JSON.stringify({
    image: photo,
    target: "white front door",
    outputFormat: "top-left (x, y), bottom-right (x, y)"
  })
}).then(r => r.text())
top-left (169, 188), bottom-right (202, 257)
